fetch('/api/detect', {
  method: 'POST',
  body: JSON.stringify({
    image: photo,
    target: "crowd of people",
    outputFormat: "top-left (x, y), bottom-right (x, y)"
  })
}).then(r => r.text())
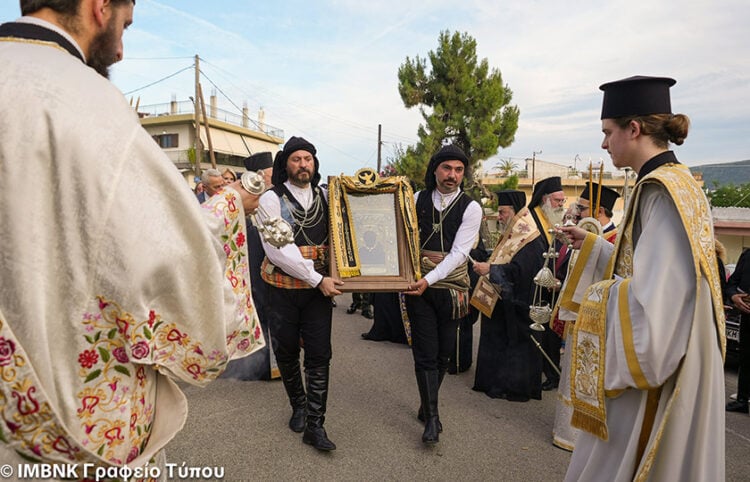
top-left (0, 1), bottom-right (739, 480)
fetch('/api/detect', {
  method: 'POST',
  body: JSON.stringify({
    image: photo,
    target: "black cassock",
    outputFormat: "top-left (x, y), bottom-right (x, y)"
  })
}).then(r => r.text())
top-left (363, 292), bottom-right (409, 344)
top-left (472, 236), bottom-right (545, 401)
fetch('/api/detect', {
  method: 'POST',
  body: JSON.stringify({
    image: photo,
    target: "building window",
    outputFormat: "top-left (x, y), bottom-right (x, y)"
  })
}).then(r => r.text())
top-left (153, 133), bottom-right (179, 148)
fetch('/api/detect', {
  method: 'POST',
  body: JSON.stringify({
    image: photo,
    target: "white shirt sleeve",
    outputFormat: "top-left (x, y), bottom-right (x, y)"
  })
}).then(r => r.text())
top-left (424, 199), bottom-right (483, 286)
top-left (258, 190), bottom-right (323, 287)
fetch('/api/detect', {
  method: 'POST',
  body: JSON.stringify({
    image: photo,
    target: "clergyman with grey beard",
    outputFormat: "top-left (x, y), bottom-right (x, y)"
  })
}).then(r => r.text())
top-left (526, 176), bottom-right (568, 392)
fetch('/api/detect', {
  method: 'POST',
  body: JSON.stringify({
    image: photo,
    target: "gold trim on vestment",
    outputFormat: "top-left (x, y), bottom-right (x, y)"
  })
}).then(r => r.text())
top-left (533, 206), bottom-right (554, 246)
top-left (0, 37), bottom-right (69, 55)
top-left (569, 162), bottom-right (725, 480)
top-left (617, 280), bottom-right (650, 390)
top-left (570, 280), bottom-right (616, 441)
top-left (634, 382), bottom-right (679, 482)
top-left (488, 207), bottom-right (541, 264)
top-left (627, 164), bottom-right (725, 480)
top-left (612, 164), bottom-right (725, 355)
top-left (552, 436), bottom-right (576, 452)
top-left (470, 208), bottom-right (540, 317)
top-left (559, 232), bottom-right (598, 313)
top-left (635, 386), bottom-right (663, 478)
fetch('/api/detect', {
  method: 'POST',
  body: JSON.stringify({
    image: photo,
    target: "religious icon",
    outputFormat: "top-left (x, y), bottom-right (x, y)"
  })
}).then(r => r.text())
top-left (327, 170), bottom-right (420, 292)
top-left (347, 193), bottom-right (399, 276)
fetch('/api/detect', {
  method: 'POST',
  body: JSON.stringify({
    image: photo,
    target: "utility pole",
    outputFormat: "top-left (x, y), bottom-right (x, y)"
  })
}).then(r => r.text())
top-left (377, 124), bottom-right (382, 173)
top-left (193, 54), bottom-right (202, 177)
top-left (198, 83), bottom-right (216, 169)
top-left (531, 149), bottom-right (542, 186)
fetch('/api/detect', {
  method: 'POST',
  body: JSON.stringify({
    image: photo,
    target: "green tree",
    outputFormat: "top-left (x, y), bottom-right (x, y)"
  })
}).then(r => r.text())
top-left (708, 182), bottom-right (750, 208)
top-left (498, 158), bottom-right (518, 176)
top-left (394, 30), bottom-right (519, 191)
top-left (498, 173), bottom-right (519, 190)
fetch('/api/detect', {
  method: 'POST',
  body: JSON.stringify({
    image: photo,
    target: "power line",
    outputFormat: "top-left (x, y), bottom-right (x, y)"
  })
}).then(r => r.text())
top-left (199, 58), bottom-right (419, 145)
top-left (123, 64), bottom-right (195, 96)
top-left (123, 56), bottom-right (195, 61)
top-left (124, 55), bottom-right (418, 159)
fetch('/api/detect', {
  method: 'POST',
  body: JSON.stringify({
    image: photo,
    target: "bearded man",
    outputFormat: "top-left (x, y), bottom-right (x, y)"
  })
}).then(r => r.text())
top-left (258, 137), bottom-right (343, 451)
top-left (403, 144), bottom-right (482, 445)
top-left (527, 176), bottom-right (567, 391)
top-left (472, 190), bottom-right (546, 401)
top-left (0, 0), bottom-right (265, 472)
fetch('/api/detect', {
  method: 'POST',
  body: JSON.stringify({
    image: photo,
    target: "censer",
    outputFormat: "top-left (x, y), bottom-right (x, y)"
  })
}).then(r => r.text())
top-left (529, 228), bottom-right (562, 332)
top-left (240, 171), bottom-right (295, 248)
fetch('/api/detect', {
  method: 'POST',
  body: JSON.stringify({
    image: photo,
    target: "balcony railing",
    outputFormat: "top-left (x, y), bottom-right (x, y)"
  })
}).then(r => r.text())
top-left (138, 100), bottom-right (284, 139)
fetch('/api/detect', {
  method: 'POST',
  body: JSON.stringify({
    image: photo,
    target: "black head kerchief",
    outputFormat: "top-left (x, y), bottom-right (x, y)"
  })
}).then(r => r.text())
top-left (271, 136), bottom-right (321, 187)
top-left (580, 182), bottom-right (620, 212)
top-left (528, 176), bottom-right (562, 209)
top-left (599, 75), bottom-right (676, 119)
top-left (243, 152), bottom-right (273, 171)
top-left (496, 189), bottom-right (526, 213)
top-left (423, 144), bottom-right (470, 191)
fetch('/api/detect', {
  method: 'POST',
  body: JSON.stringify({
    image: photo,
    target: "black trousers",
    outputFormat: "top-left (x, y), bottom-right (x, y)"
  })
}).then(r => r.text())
top-left (405, 288), bottom-right (460, 372)
top-left (447, 314), bottom-right (474, 373)
top-left (267, 285), bottom-right (333, 369)
top-left (739, 313), bottom-right (750, 399)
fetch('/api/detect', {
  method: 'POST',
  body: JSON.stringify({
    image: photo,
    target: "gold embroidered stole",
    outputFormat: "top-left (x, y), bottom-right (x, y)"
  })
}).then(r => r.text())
top-left (489, 208), bottom-right (541, 265)
top-left (555, 226), bottom-right (617, 315)
top-left (570, 279), bottom-right (617, 440)
top-left (570, 163), bottom-right (726, 444)
top-left (610, 164), bottom-right (725, 356)
top-left (533, 206), bottom-right (554, 246)
top-left (470, 208), bottom-right (540, 317)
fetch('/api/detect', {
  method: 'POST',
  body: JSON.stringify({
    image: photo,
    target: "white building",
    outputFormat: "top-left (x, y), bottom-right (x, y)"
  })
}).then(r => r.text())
top-left (138, 96), bottom-right (284, 185)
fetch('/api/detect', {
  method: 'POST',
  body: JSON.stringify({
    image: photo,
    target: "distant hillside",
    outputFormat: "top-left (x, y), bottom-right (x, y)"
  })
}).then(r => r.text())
top-left (691, 159), bottom-right (750, 188)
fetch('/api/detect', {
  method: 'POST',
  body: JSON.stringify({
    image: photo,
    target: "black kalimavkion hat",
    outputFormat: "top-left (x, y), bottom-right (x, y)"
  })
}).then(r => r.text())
top-left (528, 176), bottom-right (563, 209)
top-left (243, 151), bottom-right (273, 171)
top-left (599, 75), bottom-right (676, 119)
top-left (580, 182), bottom-right (620, 212)
top-left (496, 189), bottom-right (526, 213)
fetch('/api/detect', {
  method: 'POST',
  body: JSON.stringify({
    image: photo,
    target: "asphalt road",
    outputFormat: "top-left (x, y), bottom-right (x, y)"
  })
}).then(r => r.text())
top-left (168, 293), bottom-right (750, 481)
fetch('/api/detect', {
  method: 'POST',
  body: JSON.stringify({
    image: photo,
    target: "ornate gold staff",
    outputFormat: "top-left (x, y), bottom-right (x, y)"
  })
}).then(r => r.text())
top-left (578, 161), bottom-right (603, 236)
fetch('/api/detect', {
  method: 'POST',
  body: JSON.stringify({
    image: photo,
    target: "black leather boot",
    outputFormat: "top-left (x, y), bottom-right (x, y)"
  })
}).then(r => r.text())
top-left (302, 366), bottom-right (336, 451)
top-left (416, 370), bottom-right (440, 444)
top-left (278, 361), bottom-right (306, 433)
top-left (417, 368), bottom-right (444, 433)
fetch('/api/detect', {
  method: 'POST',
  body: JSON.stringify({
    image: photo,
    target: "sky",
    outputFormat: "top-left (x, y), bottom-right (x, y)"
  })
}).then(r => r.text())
top-left (3, 0), bottom-right (749, 180)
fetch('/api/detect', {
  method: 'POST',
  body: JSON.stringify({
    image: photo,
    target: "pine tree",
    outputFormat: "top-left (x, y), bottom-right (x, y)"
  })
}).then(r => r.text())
top-left (394, 30), bottom-right (519, 191)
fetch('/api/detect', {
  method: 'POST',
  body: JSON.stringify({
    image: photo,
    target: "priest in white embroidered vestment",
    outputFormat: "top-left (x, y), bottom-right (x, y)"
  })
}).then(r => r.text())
top-left (560, 76), bottom-right (725, 481)
top-left (0, 0), bottom-right (265, 472)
